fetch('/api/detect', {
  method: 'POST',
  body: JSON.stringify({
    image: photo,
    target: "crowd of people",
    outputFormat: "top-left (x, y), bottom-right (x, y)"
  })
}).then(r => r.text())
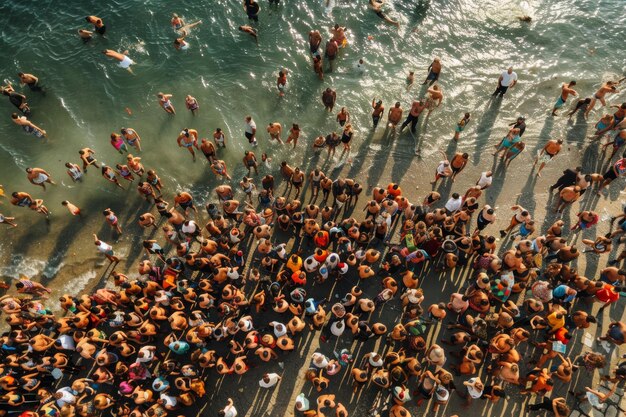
top-left (1, 3), bottom-right (626, 417)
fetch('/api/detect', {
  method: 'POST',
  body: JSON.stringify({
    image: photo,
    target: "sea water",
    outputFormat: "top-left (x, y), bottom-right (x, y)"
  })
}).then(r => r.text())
top-left (0, 0), bottom-right (624, 286)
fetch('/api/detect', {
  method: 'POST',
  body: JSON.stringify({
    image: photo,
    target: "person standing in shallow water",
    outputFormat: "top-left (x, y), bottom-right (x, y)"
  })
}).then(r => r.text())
top-left (423, 57), bottom-right (442, 85)
top-left (371, 99), bottom-right (384, 129)
top-left (492, 66), bottom-right (517, 98)
top-left (322, 88), bottom-right (336, 112)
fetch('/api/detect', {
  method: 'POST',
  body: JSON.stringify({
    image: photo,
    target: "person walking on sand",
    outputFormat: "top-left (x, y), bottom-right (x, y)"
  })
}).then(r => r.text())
top-left (103, 50), bottom-right (134, 72)
top-left (158, 92), bottom-right (176, 114)
top-left (534, 139), bottom-right (563, 177)
top-left (93, 234), bottom-right (120, 266)
top-left (26, 167), bottom-right (55, 190)
top-left (552, 81), bottom-right (577, 116)
top-left (492, 67), bottom-right (517, 98)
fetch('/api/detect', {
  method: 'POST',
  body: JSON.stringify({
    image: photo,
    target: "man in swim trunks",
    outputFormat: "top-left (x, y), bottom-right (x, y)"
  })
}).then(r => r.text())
top-left (121, 127), bottom-right (142, 151)
top-left (103, 50), bottom-right (134, 72)
top-left (86, 15), bottom-right (106, 35)
top-left (243, 151), bottom-right (259, 175)
top-left (325, 39), bottom-right (338, 72)
top-left (309, 30), bottom-right (322, 57)
top-left (177, 128), bottom-right (199, 161)
top-left (158, 92), bottom-right (176, 114)
top-left (65, 162), bottom-right (83, 182)
top-left (422, 58), bottom-right (442, 86)
top-left (26, 167), bottom-right (55, 190)
top-left (492, 67), bottom-right (517, 98)
top-left (369, 0), bottom-right (400, 26)
top-left (597, 158), bottom-right (626, 195)
top-left (399, 100), bottom-right (426, 134)
top-left (245, 116), bottom-right (257, 146)
top-left (585, 80), bottom-right (618, 119)
top-left (11, 113), bottom-right (46, 137)
top-left (551, 81), bottom-right (577, 116)
top-left (387, 102), bottom-right (403, 131)
top-left (10, 191), bottom-right (49, 217)
top-left (449, 152), bottom-right (469, 182)
top-left (267, 122), bottom-right (283, 144)
top-left (1, 85), bottom-right (30, 116)
top-left (200, 138), bottom-right (217, 162)
top-left (213, 128), bottom-right (226, 147)
top-left (322, 88), bottom-right (337, 112)
top-left (534, 139), bottom-right (563, 177)
top-left (79, 147), bottom-right (99, 172)
top-left (18, 72), bottom-right (44, 93)
top-left (175, 191), bottom-right (198, 216)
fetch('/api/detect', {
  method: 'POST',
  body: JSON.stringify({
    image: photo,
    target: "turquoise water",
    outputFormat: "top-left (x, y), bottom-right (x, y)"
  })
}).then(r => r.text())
top-left (0, 0), bottom-right (625, 282)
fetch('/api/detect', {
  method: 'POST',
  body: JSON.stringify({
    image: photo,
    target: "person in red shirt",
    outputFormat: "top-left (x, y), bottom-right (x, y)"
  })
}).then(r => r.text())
top-left (596, 283), bottom-right (620, 310)
top-left (387, 183), bottom-right (402, 198)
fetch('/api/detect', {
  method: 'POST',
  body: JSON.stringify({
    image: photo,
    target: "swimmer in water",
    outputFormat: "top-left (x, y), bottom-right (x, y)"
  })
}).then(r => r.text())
top-left (171, 13), bottom-right (184, 30)
top-left (78, 29), bottom-right (93, 41)
top-left (174, 31), bottom-right (190, 50)
top-left (369, 0), bottom-right (400, 27)
top-left (102, 50), bottom-right (134, 73)
top-left (239, 25), bottom-right (258, 44)
top-left (86, 15), bottom-right (106, 35)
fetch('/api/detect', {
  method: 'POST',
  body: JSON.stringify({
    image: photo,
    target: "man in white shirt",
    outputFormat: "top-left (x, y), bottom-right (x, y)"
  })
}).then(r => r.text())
top-left (244, 116), bottom-right (257, 146)
top-left (476, 171), bottom-right (493, 189)
top-left (219, 398), bottom-right (238, 417)
top-left (492, 67), bottom-right (517, 97)
top-left (259, 372), bottom-right (281, 388)
top-left (444, 193), bottom-right (462, 213)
